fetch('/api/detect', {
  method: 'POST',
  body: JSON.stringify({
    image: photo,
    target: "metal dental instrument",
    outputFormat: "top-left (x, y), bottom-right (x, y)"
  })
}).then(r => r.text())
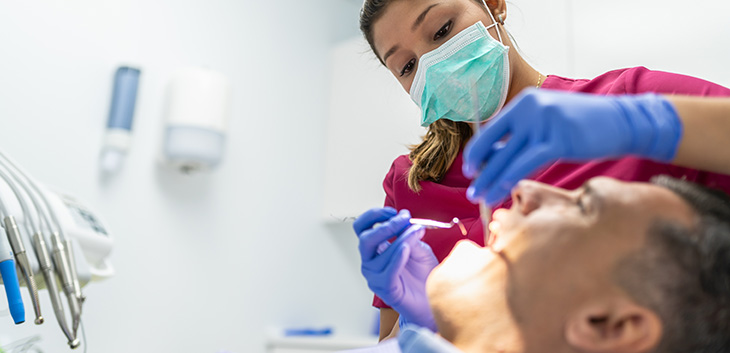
top-left (0, 171), bottom-right (44, 325)
top-left (0, 152), bottom-right (85, 317)
top-left (0, 152), bottom-right (86, 309)
top-left (28, 177), bottom-right (84, 338)
top-left (51, 232), bottom-right (82, 338)
top-left (64, 239), bottom-right (85, 303)
top-left (4, 216), bottom-right (43, 324)
top-left (33, 231), bottom-right (79, 348)
top-left (471, 84), bottom-right (494, 247)
top-left (410, 218), bottom-right (468, 236)
top-left (0, 159), bottom-right (80, 348)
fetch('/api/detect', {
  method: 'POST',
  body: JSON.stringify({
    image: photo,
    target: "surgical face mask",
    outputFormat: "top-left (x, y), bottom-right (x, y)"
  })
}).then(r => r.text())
top-left (409, 19), bottom-right (510, 127)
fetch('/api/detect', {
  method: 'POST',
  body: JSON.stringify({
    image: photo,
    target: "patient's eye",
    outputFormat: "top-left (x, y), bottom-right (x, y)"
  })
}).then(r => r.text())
top-left (400, 58), bottom-right (416, 77)
top-left (434, 20), bottom-right (452, 41)
top-left (577, 195), bottom-right (586, 214)
top-left (577, 185), bottom-right (593, 215)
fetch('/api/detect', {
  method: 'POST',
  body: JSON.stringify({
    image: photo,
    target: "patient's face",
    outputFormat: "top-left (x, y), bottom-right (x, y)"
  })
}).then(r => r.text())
top-left (427, 177), bottom-right (696, 353)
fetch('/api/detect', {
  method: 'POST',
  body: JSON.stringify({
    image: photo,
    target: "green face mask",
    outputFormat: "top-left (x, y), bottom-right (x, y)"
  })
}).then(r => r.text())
top-left (409, 20), bottom-right (510, 127)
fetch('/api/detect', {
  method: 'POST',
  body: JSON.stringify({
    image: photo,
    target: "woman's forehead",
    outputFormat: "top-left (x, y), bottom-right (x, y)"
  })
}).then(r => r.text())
top-left (371, 0), bottom-right (439, 53)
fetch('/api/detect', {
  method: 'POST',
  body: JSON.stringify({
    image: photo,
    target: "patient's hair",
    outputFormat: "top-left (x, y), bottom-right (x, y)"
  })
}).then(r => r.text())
top-left (616, 176), bottom-right (730, 353)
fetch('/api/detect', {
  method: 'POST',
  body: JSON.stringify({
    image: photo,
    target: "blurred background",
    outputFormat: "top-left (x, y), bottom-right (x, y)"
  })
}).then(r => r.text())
top-left (0, 0), bottom-right (728, 352)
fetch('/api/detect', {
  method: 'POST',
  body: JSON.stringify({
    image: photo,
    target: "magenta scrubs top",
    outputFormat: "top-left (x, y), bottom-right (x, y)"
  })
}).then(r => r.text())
top-left (373, 66), bottom-right (730, 308)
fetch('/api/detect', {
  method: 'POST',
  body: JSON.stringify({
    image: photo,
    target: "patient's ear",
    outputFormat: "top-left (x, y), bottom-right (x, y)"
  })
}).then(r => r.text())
top-left (565, 298), bottom-right (662, 353)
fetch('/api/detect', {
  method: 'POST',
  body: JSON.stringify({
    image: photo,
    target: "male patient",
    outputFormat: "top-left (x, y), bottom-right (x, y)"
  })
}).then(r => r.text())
top-left (356, 176), bottom-right (730, 353)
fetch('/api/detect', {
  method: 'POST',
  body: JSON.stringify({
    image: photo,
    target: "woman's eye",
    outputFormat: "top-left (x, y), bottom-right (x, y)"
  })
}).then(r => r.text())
top-left (434, 20), bottom-right (453, 41)
top-left (400, 58), bottom-right (416, 77)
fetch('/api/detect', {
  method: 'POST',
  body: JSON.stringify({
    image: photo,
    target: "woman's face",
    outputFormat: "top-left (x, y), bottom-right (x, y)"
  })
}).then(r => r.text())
top-left (372, 0), bottom-right (501, 93)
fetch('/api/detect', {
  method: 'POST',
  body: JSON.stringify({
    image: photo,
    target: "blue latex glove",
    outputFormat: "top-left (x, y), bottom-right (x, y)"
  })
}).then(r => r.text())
top-left (463, 89), bottom-right (682, 205)
top-left (353, 207), bottom-right (438, 331)
top-left (399, 325), bottom-right (464, 353)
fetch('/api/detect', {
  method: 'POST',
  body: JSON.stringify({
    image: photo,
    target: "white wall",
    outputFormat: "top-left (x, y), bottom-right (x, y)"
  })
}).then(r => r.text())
top-left (509, 0), bottom-right (730, 85)
top-left (323, 38), bottom-right (426, 221)
top-left (0, 0), bottom-right (374, 352)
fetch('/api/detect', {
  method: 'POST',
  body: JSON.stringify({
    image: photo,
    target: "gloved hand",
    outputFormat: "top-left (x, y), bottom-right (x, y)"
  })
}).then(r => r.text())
top-left (399, 325), bottom-right (465, 353)
top-left (463, 89), bottom-right (682, 205)
top-left (353, 207), bottom-right (438, 331)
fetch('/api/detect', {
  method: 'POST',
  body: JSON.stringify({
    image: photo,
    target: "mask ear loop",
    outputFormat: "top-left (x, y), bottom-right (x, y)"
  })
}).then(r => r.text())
top-left (479, 0), bottom-right (504, 44)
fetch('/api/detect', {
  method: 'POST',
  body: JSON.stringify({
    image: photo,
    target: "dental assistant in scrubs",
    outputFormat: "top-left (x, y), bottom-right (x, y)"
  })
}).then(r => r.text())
top-left (355, 0), bottom-right (730, 340)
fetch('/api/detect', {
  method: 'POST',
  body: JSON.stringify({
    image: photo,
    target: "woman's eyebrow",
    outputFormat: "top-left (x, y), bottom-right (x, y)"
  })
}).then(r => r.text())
top-left (382, 45), bottom-right (399, 65)
top-left (382, 3), bottom-right (441, 66)
top-left (412, 3), bottom-right (440, 31)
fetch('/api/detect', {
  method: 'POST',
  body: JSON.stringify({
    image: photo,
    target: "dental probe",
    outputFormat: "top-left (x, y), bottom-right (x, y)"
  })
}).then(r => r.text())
top-left (4, 216), bottom-right (43, 324)
top-left (471, 86), bottom-right (494, 247)
top-left (410, 218), bottom-right (468, 236)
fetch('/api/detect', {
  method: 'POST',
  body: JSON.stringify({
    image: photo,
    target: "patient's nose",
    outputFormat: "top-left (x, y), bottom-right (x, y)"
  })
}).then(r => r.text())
top-left (511, 180), bottom-right (573, 215)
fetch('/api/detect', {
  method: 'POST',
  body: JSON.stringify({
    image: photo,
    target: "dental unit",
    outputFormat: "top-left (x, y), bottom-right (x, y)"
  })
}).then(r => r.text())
top-left (0, 150), bottom-right (113, 349)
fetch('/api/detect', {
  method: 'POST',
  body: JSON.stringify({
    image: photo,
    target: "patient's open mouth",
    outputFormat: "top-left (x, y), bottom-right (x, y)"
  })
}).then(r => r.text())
top-left (487, 209), bottom-right (513, 251)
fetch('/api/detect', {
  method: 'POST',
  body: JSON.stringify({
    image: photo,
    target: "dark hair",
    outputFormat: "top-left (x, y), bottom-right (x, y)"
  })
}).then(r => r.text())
top-left (616, 176), bottom-right (730, 352)
top-left (359, 0), bottom-right (391, 65)
top-left (360, 0), bottom-right (477, 192)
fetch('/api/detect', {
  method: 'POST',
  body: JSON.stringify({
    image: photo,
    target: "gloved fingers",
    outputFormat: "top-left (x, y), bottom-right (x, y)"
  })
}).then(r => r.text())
top-left (383, 242), bottom-right (411, 292)
top-left (367, 242), bottom-right (411, 306)
top-left (361, 267), bottom-right (386, 291)
top-left (363, 241), bottom-right (398, 273)
top-left (358, 210), bottom-right (411, 262)
top-left (375, 241), bottom-right (390, 255)
top-left (467, 130), bottom-right (528, 204)
top-left (405, 228), bottom-right (437, 261)
top-left (398, 226), bottom-right (436, 263)
top-left (353, 207), bottom-right (398, 235)
top-left (361, 268), bottom-right (397, 302)
top-left (364, 225), bottom-right (425, 273)
top-left (400, 225), bottom-right (426, 247)
top-left (463, 109), bottom-right (513, 178)
top-left (486, 144), bottom-right (557, 205)
top-left (410, 241), bottom-right (438, 265)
